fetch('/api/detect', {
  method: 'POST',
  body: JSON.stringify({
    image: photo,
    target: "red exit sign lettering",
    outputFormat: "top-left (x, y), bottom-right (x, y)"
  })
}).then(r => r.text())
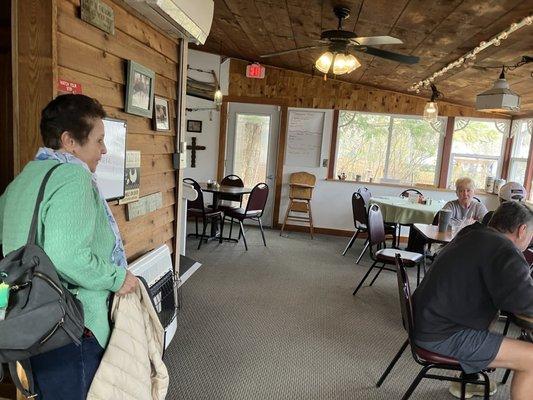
top-left (246, 63), bottom-right (265, 79)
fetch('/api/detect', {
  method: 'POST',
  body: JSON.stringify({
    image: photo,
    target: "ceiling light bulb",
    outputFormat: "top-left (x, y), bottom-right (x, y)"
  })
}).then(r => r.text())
top-left (423, 101), bottom-right (439, 123)
top-left (315, 52), bottom-right (333, 74)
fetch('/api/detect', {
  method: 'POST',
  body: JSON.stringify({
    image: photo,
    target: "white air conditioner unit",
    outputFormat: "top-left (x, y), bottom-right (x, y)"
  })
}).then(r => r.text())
top-left (125, 0), bottom-right (214, 44)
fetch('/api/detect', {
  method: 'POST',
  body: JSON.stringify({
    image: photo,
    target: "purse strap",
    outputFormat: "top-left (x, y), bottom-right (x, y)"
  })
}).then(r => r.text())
top-left (26, 164), bottom-right (62, 246)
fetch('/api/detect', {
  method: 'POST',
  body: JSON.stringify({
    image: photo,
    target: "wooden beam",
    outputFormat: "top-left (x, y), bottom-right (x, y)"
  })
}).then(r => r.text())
top-left (327, 109), bottom-right (339, 180)
top-left (217, 101), bottom-right (228, 182)
top-left (523, 123), bottom-right (533, 198)
top-left (501, 136), bottom-right (513, 180)
top-left (273, 105), bottom-right (288, 227)
top-left (438, 116), bottom-right (455, 189)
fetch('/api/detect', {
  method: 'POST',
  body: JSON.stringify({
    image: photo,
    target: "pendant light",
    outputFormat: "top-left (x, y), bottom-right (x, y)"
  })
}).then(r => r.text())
top-left (423, 84), bottom-right (442, 123)
top-left (476, 67), bottom-right (521, 112)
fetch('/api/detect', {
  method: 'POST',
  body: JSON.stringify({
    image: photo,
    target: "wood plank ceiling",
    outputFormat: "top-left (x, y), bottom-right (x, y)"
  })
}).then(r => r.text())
top-left (194, 0), bottom-right (533, 116)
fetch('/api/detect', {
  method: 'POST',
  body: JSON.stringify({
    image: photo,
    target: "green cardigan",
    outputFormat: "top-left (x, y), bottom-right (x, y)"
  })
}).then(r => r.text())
top-left (0, 160), bottom-right (126, 347)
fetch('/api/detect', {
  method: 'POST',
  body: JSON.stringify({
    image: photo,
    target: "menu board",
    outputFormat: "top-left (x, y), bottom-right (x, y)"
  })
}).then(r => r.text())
top-left (285, 110), bottom-right (324, 167)
top-left (95, 118), bottom-right (127, 200)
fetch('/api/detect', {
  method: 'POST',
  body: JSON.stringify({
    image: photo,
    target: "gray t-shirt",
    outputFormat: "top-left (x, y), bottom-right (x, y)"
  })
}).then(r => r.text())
top-left (442, 199), bottom-right (488, 222)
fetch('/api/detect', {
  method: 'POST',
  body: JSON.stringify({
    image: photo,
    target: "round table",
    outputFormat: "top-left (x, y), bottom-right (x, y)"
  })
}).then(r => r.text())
top-left (370, 196), bottom-right (446, 225)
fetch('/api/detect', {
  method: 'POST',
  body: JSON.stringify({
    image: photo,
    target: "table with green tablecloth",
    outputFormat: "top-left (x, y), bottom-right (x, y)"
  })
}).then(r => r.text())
top-left (370, 196), bottom-right (446, 225)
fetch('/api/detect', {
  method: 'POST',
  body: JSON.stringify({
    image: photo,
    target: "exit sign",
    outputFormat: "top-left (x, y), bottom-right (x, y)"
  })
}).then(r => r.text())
top-left (246, 63), bottom-right (265, 79)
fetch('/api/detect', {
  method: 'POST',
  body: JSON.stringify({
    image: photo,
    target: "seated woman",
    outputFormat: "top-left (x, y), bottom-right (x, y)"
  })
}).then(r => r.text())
top-left (442, 177), bottom-right (488, 222)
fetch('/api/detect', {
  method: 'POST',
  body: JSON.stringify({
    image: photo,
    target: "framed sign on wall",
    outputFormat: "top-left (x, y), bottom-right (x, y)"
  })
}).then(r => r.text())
top-left (95, 118), bottom-right (127, 200)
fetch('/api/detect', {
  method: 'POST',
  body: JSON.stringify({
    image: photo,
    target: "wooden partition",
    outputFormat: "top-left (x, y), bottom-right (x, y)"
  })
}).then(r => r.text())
top-left (55, 0), bottom-right (180, 261)
top-left (228, 59), bottom-right (508, 119)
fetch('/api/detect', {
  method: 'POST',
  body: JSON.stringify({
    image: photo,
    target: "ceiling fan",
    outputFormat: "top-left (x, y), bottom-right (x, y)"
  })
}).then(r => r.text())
top-left (260, 6), bottom-right (419, 76)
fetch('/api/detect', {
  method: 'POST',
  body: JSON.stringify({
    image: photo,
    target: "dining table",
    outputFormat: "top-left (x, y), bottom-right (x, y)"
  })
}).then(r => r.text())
top-left (370, 196), bottom-right (446, 225)
top-left (199, 183), bottom-right (253, 239)
top-left (412, 223), bottom-right (457, 245)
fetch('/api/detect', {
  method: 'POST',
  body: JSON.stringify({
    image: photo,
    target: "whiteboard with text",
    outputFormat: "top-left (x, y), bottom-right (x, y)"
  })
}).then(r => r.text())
top-left (285, 110), bottom-right (325, 167)
top-left (95, 118), bottom-right (127, 200)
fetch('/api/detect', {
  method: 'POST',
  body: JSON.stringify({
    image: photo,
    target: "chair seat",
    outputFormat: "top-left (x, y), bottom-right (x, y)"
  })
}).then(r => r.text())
top-left (188, 207), bottom-right (221, 218)
top-left (376, 248), bottom-right (423, 266)
top-left (225, 207), bottom-right (261, 220)
top-left (217, 204), bottom-right (240, 212)
top-left (289, 201), bottom-right (309, 212)
top-left (415, 346), bottom-right (460, 366)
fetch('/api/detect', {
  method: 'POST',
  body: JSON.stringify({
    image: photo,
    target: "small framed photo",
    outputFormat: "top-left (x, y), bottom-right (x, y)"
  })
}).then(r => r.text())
top-left (153, 96), bottom-right (170, 131)
top-left (125, 60), bottom-right (155, 118)
top-left (187, 120), bottom-right (202, 133)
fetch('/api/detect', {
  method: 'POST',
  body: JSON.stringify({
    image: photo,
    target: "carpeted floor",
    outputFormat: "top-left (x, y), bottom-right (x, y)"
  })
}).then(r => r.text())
top-left (164, 225), bottom-right (515, 400)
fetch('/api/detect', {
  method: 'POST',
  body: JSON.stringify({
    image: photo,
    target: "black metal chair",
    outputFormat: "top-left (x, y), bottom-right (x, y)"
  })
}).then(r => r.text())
top-left (223, 183), bottom-right (269, 251)
top-left (376, 255), bottom-right (491, 400)
top-left (396, 188), bottom-right (425, 246)
top-left (352, 204), bottom-right (423, 295)
top-left (184, 178), bottom-right (224, 250)
top-left (342, 191), bottom-right (396, 264)
top-left (218, 174), bottom-right (244, 239)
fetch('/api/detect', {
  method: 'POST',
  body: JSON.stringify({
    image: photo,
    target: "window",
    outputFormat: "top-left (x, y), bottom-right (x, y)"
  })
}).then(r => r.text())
top-left (509, 119), bottom-right (532, 185)
top-left (449, 118), bottom-right (509, 189)
top-left (335, 111), bottom-right (444, 185)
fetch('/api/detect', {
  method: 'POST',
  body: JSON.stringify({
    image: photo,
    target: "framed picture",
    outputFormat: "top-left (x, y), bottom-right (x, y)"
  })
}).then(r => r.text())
top-left (187, 120), bottom-right (202, 133)
top-left (153, 96), bottom-right (170, 131)
top-left (125, 60), bottom-right (155, 118)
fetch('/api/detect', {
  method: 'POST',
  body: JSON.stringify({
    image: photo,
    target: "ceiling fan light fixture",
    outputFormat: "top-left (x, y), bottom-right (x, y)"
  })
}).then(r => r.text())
top-left (315, 51), bottom-right (333, 74)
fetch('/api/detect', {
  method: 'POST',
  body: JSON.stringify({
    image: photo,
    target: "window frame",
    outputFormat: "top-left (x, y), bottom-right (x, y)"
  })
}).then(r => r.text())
top-left (334, 110), bottom-right (446, 187)
top-left (446, 116), bottom-right (509, 188)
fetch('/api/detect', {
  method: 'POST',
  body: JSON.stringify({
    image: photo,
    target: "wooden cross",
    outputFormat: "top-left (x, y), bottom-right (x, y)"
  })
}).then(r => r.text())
top-left (186, 137), bottom-right (206, 168)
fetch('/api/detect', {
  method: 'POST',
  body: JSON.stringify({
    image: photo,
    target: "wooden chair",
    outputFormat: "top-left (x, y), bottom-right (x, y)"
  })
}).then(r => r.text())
top-left (280, 172), bottom-right (316, 238)
top-left (376, 255), bottom-right (492, 400)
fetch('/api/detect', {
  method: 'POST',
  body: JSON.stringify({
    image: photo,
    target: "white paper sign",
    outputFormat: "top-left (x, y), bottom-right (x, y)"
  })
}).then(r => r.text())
top-left (285, 111), bottom-right (324, 167)
top-left (95, 118), bottom-right (127, 200)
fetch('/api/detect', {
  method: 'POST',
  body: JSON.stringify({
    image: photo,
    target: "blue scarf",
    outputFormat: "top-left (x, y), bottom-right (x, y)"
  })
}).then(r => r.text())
top-left (35, 147), bottom-right (128, 268)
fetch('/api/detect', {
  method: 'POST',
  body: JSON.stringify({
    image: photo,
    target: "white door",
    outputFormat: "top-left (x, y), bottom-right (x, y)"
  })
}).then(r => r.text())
top-left (226, 103), bottom-right (280, 227)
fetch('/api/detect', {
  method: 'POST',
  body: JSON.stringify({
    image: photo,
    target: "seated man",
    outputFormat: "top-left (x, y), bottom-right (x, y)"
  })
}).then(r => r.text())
top-left (413, 201), bottom-right (533, 400)
top-left (443, 177), bottom-right (488, 223)
top-left (482, 181), bottom-right (526, 225)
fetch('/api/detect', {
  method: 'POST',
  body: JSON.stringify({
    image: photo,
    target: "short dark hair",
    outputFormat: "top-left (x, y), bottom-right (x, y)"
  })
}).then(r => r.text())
top-left (489, 201), bottom-right (533, 233)
top-left (40, 94), bottom-right (106, 149)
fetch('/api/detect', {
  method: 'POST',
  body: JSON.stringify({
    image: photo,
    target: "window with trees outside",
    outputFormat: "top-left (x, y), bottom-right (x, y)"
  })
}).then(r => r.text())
top-left (448, 118), bottom-right (509, 189)
top-left (508, 119), bottom-right (532, 185)
top-left (335, 111), bottom-right (445, 186)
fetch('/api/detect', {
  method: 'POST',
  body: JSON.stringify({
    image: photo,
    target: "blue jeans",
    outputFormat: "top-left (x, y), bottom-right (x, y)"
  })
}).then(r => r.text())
top-left (30, 335), bottom-right (105, 400)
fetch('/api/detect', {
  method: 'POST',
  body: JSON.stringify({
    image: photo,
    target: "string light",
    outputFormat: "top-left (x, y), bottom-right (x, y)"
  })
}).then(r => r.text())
top-left (409, 14), bottom-right (533, 92)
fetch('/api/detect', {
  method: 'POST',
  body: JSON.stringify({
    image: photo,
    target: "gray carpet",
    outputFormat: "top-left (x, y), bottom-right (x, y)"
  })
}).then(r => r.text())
top-left (164, 225), bottom-right (514, 399)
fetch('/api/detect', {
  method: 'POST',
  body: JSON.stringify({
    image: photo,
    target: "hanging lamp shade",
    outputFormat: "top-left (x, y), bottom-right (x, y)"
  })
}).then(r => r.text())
top-left (315, 52), bottom-right (360, 75)
top-left (476, 69), bottom-right (520, 112)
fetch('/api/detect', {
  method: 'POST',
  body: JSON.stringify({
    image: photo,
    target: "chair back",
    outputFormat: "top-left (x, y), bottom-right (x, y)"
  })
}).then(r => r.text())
top-left (289, 172), bottom-right (316, 200)
top-left (183, 178), bottom-right (205, 212)
top-left (473, 196), bottom-right (481, 203)
top-left (245, 183), bottom-right (269, 216)
top-left (399, 188), bottom-right (423, 198)
top-left (367, 204), bottom-right (386, 249)
top-left (351, 192), bottom-right (368, 229)
top-left (395, 255), bottom-right (417, 352)
top-left (219, 174), bottom-right (244, 203)
top-left (357, 187), bottom-right (372, 205)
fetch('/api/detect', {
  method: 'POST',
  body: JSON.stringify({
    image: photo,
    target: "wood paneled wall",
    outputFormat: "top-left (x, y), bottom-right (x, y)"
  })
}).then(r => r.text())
top-left (228, 59), bottom-right (509, 119)
top-left (7, 0), bottom-right (181, 262)
top-left (0, 0), bottom-right (13, 195)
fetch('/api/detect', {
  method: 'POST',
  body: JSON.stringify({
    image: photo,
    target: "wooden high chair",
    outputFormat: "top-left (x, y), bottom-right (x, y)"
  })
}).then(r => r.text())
top-left (280, 172), bottom-right (316, 238)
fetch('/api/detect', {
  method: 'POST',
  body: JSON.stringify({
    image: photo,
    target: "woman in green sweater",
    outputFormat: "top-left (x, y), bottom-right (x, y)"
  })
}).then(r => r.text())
top-left (0, 94), bottom-right (138, 399)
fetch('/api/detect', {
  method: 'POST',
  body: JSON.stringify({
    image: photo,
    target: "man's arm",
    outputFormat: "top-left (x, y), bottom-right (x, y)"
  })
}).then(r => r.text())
top-left (483, 246), bottom-right (533, 317)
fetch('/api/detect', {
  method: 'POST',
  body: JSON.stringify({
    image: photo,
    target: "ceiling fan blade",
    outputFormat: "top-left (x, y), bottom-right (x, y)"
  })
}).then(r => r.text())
top-left (350, 36), bottom-right (403, 46)
top-left (354, 46), bottom-right (419, 64)
top-left (260, 45), bottom-right (327, 58)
